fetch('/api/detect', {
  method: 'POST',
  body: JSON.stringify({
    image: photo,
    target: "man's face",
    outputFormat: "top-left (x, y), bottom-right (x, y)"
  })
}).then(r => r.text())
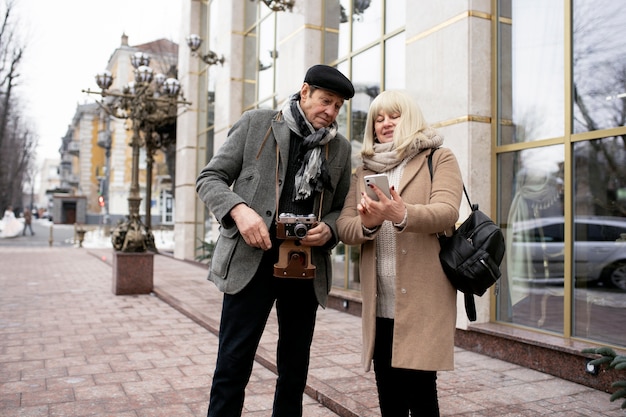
top-left (299, 83), bottom-right (345, 130)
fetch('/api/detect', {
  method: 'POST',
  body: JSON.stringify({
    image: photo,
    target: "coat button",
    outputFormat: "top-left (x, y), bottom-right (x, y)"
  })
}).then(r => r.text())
top-left (266, 210), bottom-right (272, 217)
top-left (401, 249), bottom-right (407, 254)
top-left (401, 288), bottom-right (407, 294)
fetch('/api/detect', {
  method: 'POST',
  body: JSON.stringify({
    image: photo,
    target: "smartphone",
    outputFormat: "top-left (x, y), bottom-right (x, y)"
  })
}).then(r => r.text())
top-left (364, 174), bottom-right (391, 201)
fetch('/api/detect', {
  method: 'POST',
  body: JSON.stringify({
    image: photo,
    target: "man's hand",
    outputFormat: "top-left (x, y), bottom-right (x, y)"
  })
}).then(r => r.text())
top-left (301, 222), bottom-right (332, 247)
top-left (230, 204), bottom-right (272, 250)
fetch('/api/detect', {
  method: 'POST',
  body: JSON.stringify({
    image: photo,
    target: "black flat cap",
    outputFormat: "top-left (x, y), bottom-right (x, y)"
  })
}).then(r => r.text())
top-left (304, 64), bottom-right (355, 99)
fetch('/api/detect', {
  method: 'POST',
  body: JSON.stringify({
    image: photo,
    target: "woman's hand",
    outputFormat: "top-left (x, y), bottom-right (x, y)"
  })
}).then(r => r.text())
top-left (358, 184), bottom-right (406, 227)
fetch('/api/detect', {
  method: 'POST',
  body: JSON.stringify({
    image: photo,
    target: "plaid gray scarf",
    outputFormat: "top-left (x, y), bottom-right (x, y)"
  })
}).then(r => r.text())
top-left (281, 93), bottom-right (337, 201)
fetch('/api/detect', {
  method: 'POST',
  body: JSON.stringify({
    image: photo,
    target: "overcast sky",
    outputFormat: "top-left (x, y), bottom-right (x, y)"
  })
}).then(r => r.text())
top-left (13, 0), bottom-right (183, 165)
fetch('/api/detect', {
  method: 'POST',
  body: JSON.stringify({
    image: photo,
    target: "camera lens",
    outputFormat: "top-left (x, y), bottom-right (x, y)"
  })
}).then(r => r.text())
top-left (293, 223), bottom-right (308, 239)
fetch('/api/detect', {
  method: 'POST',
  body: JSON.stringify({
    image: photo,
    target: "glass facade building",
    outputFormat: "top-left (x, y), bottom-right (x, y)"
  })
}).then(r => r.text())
top-left (175, 0), bottom-right (626, 359)
top-left (496, 0), bottom-right (626, 347)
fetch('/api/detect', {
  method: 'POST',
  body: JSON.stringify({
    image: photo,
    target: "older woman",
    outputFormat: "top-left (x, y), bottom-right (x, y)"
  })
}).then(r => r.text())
top-left (337, 90), bottom-right (463, 416)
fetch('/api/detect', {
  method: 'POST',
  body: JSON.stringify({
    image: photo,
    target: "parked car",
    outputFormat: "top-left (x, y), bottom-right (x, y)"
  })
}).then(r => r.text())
top-left (41, 210), bottom-right (53, 221)
top-left (509, 216), bottom-right (626, 290)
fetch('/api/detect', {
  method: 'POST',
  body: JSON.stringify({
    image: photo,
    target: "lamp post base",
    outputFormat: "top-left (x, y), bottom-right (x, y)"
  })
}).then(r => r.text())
top-left (111, 216), bottom-right (156, 252)
top-left (112, 251), bottom-right (154, 295)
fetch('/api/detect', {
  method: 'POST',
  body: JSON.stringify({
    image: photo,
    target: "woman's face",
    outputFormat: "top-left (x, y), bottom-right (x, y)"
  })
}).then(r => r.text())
top-left (374, 110), bottom-right (400, 143)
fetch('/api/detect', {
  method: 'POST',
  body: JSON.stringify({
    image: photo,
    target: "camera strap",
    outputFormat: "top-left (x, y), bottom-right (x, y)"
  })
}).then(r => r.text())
top-left (256, 112), bottom-right (281, 160)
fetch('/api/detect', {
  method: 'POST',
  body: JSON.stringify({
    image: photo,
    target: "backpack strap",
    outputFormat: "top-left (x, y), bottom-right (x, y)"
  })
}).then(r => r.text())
top-left (428, 147), bottom-right (478, 322)
top-left (427, 148), bottom-right (436, 180)
top-left (464, 293), bottom-right (477, 322)
top-left (428, 148), bottom-right (474, 209)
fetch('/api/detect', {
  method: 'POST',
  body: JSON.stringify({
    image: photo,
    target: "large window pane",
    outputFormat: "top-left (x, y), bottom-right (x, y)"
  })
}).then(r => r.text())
top-left (336, 61), bottom-right (350, 139)
top-left (572, 138), bottom-right (626, 346)
top-left (573, 0), bottom-right (626, 133)
top-left (352, 45), bottom-right (381, 97)
top-left (385, 0), bottom-right (405, 33)
top-left (351, 46), bottom-right (380, 146)
top-left (497, 146), bottom-right (565, 334)
top-left (498, 0), bottom-right (564, 144)
top-left (384, 33), bottom-right (405, 90)
top-left (332, 243), bottom-right (361, 291)
top-left (352, 0), bottom-right (382, 51)
top-left (338, 0), bottom-right (351, 58)
top-left (258, 16), bottom-right (275, 103)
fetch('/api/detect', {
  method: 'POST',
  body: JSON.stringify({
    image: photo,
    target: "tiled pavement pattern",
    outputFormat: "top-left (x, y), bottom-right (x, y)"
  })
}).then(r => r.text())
top-left (1, 247), bottom-right (623, 416)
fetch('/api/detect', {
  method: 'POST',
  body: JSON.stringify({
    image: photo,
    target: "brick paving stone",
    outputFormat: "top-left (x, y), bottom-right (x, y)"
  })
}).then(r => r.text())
top-left (0, 248), bottom-right (339, 416)
top-left (1, 247), bottom-right (625, 416)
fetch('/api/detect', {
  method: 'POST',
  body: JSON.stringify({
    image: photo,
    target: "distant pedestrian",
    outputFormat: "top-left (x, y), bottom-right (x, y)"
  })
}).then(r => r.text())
top-left (23, 209), bottom-right (34, 236)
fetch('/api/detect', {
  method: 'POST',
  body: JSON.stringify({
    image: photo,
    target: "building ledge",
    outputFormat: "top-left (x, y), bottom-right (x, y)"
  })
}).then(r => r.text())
top-left (457, 323), bottom-right (626, 392)
top-left (328, 288), bottom-right (362, 317)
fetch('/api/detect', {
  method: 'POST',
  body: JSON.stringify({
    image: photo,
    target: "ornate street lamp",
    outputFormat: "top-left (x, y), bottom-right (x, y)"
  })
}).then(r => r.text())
top-left (250, 0), bottom-right (295, 12)
top-left (84, 51), bottom-right (190, 253)
top-left (185, 34), bottom-right (225, 66)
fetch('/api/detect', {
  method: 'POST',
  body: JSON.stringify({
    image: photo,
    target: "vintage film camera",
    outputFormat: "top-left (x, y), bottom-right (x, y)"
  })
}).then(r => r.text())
top-left (274, 213), bottom-right (317, 279)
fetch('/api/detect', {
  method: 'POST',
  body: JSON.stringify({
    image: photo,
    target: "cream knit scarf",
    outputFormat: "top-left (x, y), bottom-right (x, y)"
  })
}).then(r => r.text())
top-left (362, 126), bottom-right (444, 173)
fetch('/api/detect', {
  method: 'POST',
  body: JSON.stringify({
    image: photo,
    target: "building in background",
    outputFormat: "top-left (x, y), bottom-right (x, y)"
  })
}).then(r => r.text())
top-left (55, 102), bottom-right (99, 224)
top-left (36, 157), bottom-right (61, 219)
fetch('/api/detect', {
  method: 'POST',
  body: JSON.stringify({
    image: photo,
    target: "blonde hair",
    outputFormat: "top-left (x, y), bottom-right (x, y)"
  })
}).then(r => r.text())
top-left (361, 90), bottom-right (429, 159)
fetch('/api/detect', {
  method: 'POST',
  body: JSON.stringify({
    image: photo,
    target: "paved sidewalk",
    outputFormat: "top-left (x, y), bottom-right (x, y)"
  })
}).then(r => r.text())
top-left (1, 247), bottom-right (623, 416)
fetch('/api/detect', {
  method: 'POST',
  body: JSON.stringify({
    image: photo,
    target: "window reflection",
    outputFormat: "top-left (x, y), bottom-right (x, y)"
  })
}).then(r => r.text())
top-left (338, 0), bottom-right (351, 57)
top-left (258, 16), bottom-right (276, 103)
top-left (352, 0), bottom-right (381, 51)
top-left (498, 0), bottom-right (564, 144)
top-left (332, 243), bottom-right (361, 291)
top-left (351, 46), bottom-right (381, 146)
top-left (498, 146), bottom-right (565, 333)
top-left (335, 62), bottom-right (350, 138)
top-left (497, 0), bottom-right (626, 349)
top-left (573, 137), bottom-right (626, 346)
top-left (385, 0), bottom-right (405, 33)
top-left (573, 0), bottom-right (626, 133)
top-left (385, 33), bottom-right (405, 90)
top-left (352, 46), bottom-right (381, 96)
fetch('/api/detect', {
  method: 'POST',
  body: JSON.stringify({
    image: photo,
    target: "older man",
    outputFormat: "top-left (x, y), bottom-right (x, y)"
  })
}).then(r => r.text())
top-left (196, 64), bottom-right (354, 417)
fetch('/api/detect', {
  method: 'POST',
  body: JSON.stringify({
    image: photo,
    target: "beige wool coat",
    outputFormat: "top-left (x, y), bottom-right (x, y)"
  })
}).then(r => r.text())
top-left (337, 147), bottom-right (463, 372)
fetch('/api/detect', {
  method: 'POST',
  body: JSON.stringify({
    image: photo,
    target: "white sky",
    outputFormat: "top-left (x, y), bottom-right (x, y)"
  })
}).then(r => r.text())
top-left (13, 0), bottom-right (183, 165)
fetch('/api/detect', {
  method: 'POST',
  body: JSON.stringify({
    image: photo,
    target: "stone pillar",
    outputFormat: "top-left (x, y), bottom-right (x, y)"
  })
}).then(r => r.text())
top-left (406, 2), bottom-right (493, 326)
top-left (112, 251), bottom-right (154, 295)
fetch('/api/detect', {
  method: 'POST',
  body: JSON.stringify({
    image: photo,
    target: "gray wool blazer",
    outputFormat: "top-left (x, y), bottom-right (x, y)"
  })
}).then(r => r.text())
top-left (196, 109), bottom-right (352, 306)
